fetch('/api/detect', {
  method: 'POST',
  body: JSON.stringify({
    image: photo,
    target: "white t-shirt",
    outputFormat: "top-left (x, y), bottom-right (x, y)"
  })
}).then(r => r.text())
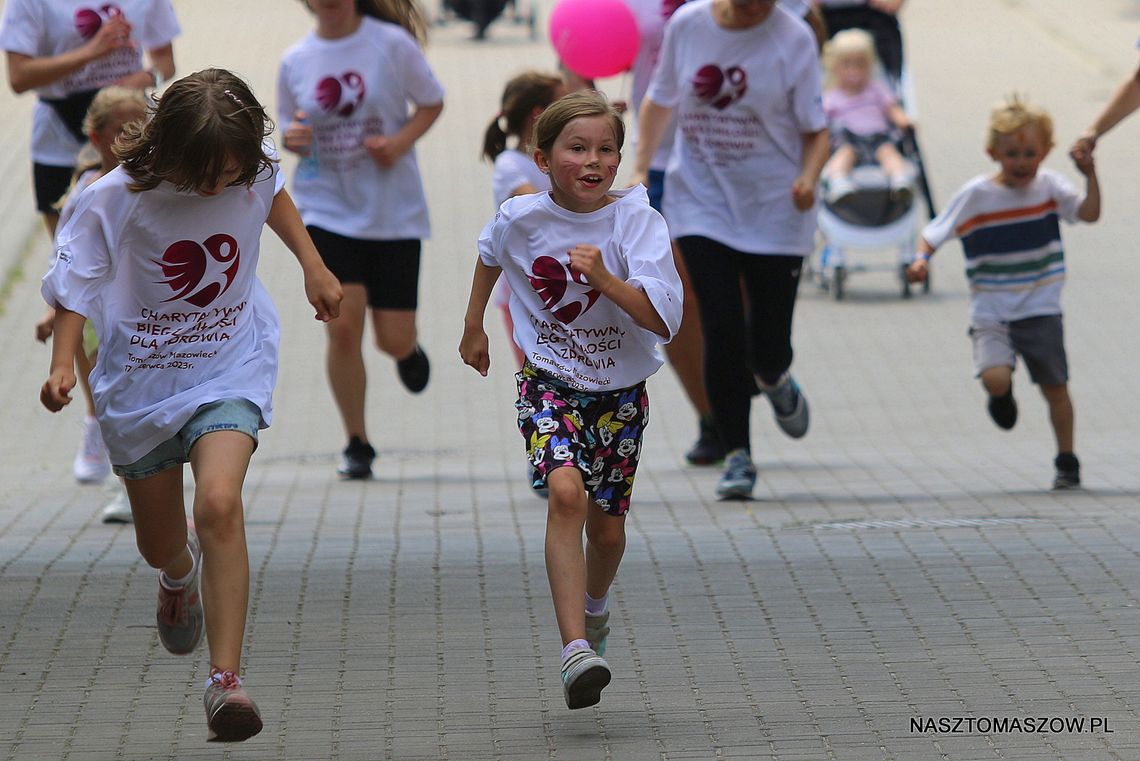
top-left (277, 17), bottom-right (444, 240)
top-left (921, 169), bottom-right (1083, 324)
top-left (41, 158), bottom-right (286, 465)
top-left (646, 0), bottom-right (826, 255)
top-left (0, 0), bottom-right (179, 166)
top-left (491, 148), bottom-right (548, 207)
top-left (478, 185), bottom-right (683, 391)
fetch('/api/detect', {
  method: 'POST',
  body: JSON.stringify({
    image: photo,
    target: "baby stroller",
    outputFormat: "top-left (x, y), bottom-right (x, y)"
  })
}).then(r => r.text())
top-left (814, 126), bottom-right (935, 299)
top-left (437, 0), bottom-right (537, 39)
top-left (811, 13), bottom-right (937, 300)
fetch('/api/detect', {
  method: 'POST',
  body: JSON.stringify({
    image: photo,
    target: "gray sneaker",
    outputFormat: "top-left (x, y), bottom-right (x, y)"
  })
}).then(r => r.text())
top-left (763, 373), bottom-right (809, 439)
top-left (716, 449), bottom-right (756, 500)
top-left (156, 525), bottom-right (204, 655)
top-left (204, 668), bottom-right (263, 743)
top-left (561, 647), bottom-right (611, 709)
top-left (585, 611), bottom-right (610, 657)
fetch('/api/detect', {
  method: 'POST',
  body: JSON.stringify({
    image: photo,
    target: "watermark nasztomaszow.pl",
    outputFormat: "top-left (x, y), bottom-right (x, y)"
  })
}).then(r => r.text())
top-left (911, 716), bottom-right (1114, 734)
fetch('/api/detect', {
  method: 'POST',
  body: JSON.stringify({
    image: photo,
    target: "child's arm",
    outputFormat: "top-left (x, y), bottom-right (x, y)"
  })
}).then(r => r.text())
top-left (363, 102), bottom-right (443, 169)
top-left (905, 237), bottom-right (937, 283)
top-left (459, 259), bottom-right (503, 377)
top-left (265, 189), bottom-right (343, 322)
top-left (886, 102), bottom-right (911, 131)
top-left (40, 307), bottom-right (85, 412)
top-left (630, 99), bottom-right (674, 187)
top-left (792, 129), bottom-right (830, 211)
top-left (1071, 151), bottom-right (1101, 223)
top-left (569, 245), bottom-right (669, 338)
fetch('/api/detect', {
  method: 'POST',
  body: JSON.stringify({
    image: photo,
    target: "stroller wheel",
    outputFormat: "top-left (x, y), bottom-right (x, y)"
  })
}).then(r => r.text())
top-left (830, 266), bottom-right (846, 300)
top-left (899, 264), bottom-right (911, 299)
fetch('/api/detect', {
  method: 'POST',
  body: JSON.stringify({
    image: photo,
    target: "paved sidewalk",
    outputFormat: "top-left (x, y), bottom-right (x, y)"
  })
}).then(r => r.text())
top-left (4, 1), bottom-right (1140, 759)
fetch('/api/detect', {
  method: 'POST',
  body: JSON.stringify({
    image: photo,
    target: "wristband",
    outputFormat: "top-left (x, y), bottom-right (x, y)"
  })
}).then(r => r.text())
top-left (914, 252), bottom-right (930, 262)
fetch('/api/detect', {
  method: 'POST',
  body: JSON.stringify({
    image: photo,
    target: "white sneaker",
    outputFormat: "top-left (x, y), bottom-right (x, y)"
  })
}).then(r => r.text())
top-left (100, 489), bottom-right (132, 524)
top-left (824, 175), bottom-right (857, 205)
top-left (762, 374), bottom-right (810, 439)
top-left (74, 416), bottom-right (111, 484)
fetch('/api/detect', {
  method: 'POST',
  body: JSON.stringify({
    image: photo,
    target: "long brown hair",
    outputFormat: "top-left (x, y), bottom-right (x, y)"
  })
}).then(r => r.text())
top-left (115, 69), bottom-right (275, 194)
top-left (482, 71), bottom-right (564, 163)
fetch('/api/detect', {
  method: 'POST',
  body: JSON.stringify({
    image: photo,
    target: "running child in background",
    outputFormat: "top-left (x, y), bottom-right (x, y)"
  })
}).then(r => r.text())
top-left (820, 28), bottom-right (912, 205)
top-left (278, 0), bottom-right (444, 481)
top-left (460, 91), bottom-right (682, 710)
top-left (37, 86), bottom-right (148, 518)
top-left (482, 70), bottom-right (566, 367)
top-left (40, 69), bottom-right (342, 742)
top-left (907, 95), bottom-right (1099, 489)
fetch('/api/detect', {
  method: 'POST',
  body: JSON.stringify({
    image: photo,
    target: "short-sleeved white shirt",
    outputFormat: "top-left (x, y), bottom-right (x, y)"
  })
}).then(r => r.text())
top-left (646, 0), bottom-right (826, 255)
top-left (478, 185), bottom-right (683, 391)
top-left (0, 0), bottom-right (180, 166)
top-left (921, 169), bottom-right (1083, 324)
top-left (491, 149), bottom-right (548, 207)
top-left (41, 159), bottom-right (286, 465)
top-left (277, 17), bottom-right (444, 241)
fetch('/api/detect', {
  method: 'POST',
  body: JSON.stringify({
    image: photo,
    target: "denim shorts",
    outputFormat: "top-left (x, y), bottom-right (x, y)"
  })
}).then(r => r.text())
top-left (114, 399), bottom-right (261, 480)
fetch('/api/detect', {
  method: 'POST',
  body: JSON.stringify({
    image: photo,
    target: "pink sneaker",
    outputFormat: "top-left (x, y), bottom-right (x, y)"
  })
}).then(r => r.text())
top-left (204, 668), bottom-right (263, 743)
top-left (156, 525), bottom-right (203, 655)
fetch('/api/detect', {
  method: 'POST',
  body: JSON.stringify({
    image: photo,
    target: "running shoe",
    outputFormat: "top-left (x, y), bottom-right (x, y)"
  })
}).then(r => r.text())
top-left (716, 449), bottom-right (756, 500)
top-left (987, 388), bottom-right (1018, 430)
top-left (397, 344), bottom-right (430, 393)
top-left (561, 647), bottom-right (611, 710)
top-left (585, 610), bottom-right (610, 657)
top-left (204, 668), bottom-right (263, 743)
top-left (74, 416), bottom-right (111, 484)
top-left (763, 373), bottom-right (809, 439)
top-left (1052, 453), bottom-right (1081, 490)
top-left (337, 436), bottom-right (376, 480)
top-left (156, 525), bottom-right (203, 655)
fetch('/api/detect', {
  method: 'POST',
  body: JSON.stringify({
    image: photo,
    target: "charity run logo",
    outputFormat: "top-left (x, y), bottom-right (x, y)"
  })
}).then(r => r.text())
top-left (155, 234), bottom-right (240, 308)
top-left (528, 255), bottom-right (601, 325)
top-left (316, 71), bottom-right (366, 117)
top-left (75, 4), bottom-right (124, 39)
top-left (692, 64), bottom-right (748, 110)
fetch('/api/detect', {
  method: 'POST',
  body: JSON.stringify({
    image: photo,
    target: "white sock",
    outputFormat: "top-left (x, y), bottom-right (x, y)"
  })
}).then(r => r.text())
top-left (585, 592), bottom-right (608, 616)
top-left (561, 639), bottom-right (590, 661)
top-left (160, 547), bottom-right (197, 589)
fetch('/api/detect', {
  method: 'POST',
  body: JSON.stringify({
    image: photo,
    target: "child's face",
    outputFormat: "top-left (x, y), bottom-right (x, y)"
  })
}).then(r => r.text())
top-left (90, 103), bottom-right (145, 168)
top-left (988, 125), bottom-right (1050, 189)
top-left (196, 156), bottom-right (243, 197)
top-left (835, 53), bottom-right (872, 91)
top-left (536, 115), bottom-right (620, 213)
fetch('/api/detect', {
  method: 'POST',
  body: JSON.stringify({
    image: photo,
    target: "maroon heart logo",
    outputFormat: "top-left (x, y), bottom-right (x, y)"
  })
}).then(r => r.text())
top-left (75, 4), bottom-right (122, 39)
top-left (527, 255), bottom-right (601, 324)
top-left (155, 234), bottom-right (240, 308)
top-left (692, 64), bottom-right (747, 110)
top-left (315, 71), bottom-right (366, 117)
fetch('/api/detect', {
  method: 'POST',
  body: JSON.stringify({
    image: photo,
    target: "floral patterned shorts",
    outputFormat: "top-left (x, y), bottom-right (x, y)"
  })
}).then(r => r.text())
top-left (515, 363), bottom-right (650, 516)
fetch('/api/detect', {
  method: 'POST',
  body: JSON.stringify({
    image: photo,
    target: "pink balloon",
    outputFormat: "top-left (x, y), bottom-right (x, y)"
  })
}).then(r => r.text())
top-left (549, 0), bottom-right (640, 80)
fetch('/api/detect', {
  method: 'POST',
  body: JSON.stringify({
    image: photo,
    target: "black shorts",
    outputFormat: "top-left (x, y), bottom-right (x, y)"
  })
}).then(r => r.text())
top-left (34, 163), bottom-right (75, 214)
top-left (306, 226), bottom-right (421, 310)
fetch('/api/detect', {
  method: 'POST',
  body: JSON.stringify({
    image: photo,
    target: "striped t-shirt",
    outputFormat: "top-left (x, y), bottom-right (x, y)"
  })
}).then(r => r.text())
top-left (921, 169), bottom-right (1083, 323)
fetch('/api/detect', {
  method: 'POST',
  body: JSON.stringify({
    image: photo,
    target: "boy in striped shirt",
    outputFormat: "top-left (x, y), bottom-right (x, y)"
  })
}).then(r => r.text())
top-left (907, 95), bottom-right (1100, 489)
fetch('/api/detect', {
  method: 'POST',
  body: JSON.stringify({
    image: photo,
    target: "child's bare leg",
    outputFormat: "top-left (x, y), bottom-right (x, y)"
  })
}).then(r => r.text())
top-left (326, 285), bottom-right (369, 439)
top-left (824, 144), bottom-right (857, 179)
top-left (1039, 383), bottom-right (1074, 453)
top-left (371, 307), bottom-right (418, 360)
top-left (125, 467), bottom-right (192, 579)
top-left (584, 507), bottom-right (626, 599)
top-left (979, 365), bottom-right (1013, 398)
top-left (189, 430), bottom-right (255, 673)
top-left (663, 242), bottom-right (711, 418)
top-left (544, 466), bottom-right (589, 645)
top-left (875, 142), bottom-right (907, 178)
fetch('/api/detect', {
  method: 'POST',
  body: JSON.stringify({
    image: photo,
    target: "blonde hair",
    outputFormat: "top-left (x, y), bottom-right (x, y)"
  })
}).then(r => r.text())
top-left (987, 94), bottom-right (1054, 151)
top-left (822, 28), bottom-right (879, 89)
top-left (532, 90), bottom-right (625, 158)
top-left (82, 86), bottom-right (147, 137)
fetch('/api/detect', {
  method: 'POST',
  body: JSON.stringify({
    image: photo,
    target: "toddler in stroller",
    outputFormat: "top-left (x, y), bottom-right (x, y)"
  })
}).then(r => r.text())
top-left (815, 27), bottom-right (931, 298)
top-left (822, 28), bottom-right (913, 206)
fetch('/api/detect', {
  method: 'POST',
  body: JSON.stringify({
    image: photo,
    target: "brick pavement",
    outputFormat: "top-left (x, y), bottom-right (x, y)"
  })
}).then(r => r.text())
top-left (3, 1), bottom-right (1140, 759)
